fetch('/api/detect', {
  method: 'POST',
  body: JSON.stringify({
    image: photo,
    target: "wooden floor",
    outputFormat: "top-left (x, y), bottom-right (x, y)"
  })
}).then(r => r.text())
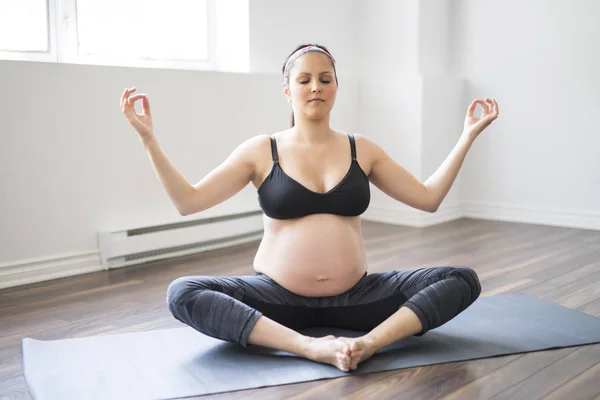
top-left (2, 218), bottom-right (600, 399)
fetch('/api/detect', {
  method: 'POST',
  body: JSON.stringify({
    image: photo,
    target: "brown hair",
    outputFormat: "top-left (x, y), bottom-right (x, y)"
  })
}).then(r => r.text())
top-left (281, 44), bottom-right (338, 127)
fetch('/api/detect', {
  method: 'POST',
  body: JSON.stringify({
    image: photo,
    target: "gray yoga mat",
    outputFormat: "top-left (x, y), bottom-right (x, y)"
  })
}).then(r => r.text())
top-left (22, 293), bottom-right (600, 400)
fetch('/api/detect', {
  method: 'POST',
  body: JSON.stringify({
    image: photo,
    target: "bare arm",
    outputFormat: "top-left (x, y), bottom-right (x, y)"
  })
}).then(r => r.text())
top-left (143, 135), bottom-right (259, 216)
top-left (423, 134), bottom-right (474, 211)
top-left (366, 136), bottom-right (436, 213)
top-left (365, 134), bottom-right (473, 213)
top-left (143, 136), bottom-right (258, 216)
top-left (182, 137), bottom-right (259, 215)
top-left (121, 88), bottom-right (195, 215)
top-left (121, 88), bottom-right (257, 216)
top-left (425, 98), bottom-right (499, 210)
top-left (142, 138), bottom-right (196, 215)
top-left (364, 98), bottom-right (499, 212)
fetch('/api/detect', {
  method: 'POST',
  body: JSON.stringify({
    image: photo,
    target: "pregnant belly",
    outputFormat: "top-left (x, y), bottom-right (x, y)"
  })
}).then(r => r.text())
top-left (253, 214), bottom-right (367, 297)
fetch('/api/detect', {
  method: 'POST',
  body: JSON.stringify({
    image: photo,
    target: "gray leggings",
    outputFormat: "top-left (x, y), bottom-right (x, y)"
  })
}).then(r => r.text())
top-left (166, 266), bottom-right (481, 347)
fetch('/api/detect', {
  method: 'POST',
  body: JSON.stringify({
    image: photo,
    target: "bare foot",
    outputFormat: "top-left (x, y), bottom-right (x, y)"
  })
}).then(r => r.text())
top-left (338, 336), bottom-right (377, 371)
top-left (302, 335), bottom-right (353, 372)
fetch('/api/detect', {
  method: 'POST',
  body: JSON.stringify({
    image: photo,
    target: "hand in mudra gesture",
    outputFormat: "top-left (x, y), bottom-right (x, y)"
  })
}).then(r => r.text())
top-left (463, 98), bottom-right (499, 140)
top-left (121, 87), bottom-right (155, 143)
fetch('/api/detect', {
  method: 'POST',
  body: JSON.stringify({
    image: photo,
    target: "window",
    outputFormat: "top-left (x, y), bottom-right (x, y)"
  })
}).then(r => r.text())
top-left (0, 0), bottom-right (249, 72)
top-left (0, 0), bottom-right (50, 53)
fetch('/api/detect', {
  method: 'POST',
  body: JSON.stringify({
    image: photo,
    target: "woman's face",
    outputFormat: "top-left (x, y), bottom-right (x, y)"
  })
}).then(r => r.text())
top-left (284, 52), bottom-right (337, 122)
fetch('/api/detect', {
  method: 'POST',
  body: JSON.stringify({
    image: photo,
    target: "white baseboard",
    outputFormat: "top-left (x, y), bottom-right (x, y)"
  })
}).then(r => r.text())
top-left (363, 201), bottom-right (600, 231)
top-left (461, 201), bottom-right (600, 231)
top-left (0, 251), bottom-right (104, 290)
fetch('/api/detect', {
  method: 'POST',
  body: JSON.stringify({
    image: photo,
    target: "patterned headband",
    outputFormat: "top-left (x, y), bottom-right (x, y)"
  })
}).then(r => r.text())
top-left (283, 45), bottom-right (336, 85)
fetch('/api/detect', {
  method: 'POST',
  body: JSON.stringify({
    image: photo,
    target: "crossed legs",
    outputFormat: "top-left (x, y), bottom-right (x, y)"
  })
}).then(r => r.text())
top-left (167, 266), bottom-right (481, 372)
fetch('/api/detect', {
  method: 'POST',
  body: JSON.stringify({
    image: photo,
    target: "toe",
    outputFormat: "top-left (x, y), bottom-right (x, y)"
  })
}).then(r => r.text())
top-left (337, 359), bottom-right (350, 372)
top-left (338, 353), bottom-right (350, 367)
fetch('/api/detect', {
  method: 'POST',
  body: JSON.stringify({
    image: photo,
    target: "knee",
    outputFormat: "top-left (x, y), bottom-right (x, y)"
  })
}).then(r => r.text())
top-left (166, 276), bottom-right (200, 314)
top-left (453, 267), bottom-right (481, 302)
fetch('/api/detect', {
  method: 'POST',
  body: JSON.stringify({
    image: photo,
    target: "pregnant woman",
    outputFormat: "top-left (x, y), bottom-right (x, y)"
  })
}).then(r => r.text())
top-left (120, 43), bottom-right (498, 372)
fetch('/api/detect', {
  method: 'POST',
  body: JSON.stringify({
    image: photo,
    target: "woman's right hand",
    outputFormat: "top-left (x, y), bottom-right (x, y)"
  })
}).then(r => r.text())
top-left (121, 87), bottom-right (155, 143)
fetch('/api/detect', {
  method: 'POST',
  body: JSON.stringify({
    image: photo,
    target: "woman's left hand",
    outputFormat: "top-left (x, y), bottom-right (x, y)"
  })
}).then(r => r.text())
top-left (463, 98), bottom-right (499, 140)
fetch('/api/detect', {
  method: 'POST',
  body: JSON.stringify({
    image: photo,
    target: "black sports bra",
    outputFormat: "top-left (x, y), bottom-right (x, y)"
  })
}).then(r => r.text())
top-left (257, 134), bottom-right (370, 220)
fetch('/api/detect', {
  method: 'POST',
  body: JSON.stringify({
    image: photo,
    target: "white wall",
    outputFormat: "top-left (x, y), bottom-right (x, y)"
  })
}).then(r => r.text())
top-left (453, 0), bottom-right (600, 228)
top-left (418, 0), bottom-right (451, 76)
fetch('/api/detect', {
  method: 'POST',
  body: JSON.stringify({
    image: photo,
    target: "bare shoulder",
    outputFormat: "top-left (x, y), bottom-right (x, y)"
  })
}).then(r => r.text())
top-left (234, 132), bottom-right (278, 159)
top-left (239, 133), bottom-right (270, 154)
top-left (352, 133), bottom-right (385, 175)
top-left (246, 128), bottom-right (292, 148)
top-left (242, 130), bottom-right (288, 184)
top-left (353, 133), bottom-right (383, 153)
top-left (242, 130), bottom-right (287, 159)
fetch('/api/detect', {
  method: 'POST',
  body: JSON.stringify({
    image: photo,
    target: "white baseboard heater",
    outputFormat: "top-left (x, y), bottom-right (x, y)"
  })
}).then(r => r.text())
top-left (98, 210), bottom-right (264, 269)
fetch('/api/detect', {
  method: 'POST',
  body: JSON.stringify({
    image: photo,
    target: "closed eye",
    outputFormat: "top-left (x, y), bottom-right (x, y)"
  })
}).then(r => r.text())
top-left (300, 80), bottom-right (331, 84)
